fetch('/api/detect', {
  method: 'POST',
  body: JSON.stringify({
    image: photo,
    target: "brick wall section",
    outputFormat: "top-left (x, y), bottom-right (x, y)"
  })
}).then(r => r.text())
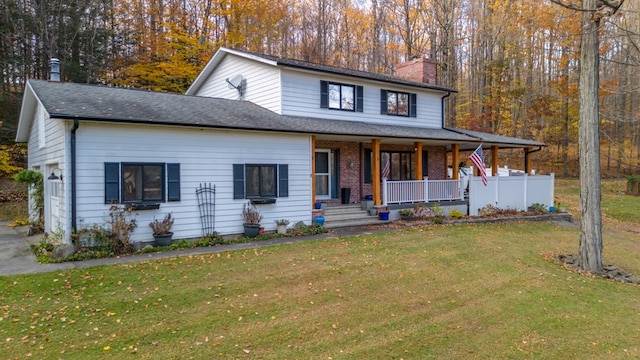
top-left (317, 142), bottom-right (449, 204)
top-left (426, 146), bottom-right (447, 180)
top-left (394, 57), bottom-right (437, 85)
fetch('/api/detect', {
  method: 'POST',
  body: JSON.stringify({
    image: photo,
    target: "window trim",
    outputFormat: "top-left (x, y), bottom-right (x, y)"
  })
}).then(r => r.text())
top-left (381, 89), bottom-right (417, 117)
top-left (321, 81), bottom-right (363, 112)
top-left (245, 164), bottom-right (277, 198)
top-left (233, 163), bottom-right (289, 200)
top-left (104, 162), bottom-right (180, 204)
top-left (121, 163), bottom-right (165, 203)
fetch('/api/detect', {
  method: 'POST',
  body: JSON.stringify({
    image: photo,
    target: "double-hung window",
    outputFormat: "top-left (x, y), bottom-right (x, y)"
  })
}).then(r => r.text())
top-left (380, 90), bottom-right (417, 117)
top-left (105, 162), bottom-right (180, 203)
top-left (320, 81), bottom-right (364, 112)
top-left (234, 164), bottom-right (289, 199)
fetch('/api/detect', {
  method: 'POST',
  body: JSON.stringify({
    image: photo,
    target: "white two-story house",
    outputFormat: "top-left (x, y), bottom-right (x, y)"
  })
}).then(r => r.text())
top-left (16, 47), bottom-right (546, 244)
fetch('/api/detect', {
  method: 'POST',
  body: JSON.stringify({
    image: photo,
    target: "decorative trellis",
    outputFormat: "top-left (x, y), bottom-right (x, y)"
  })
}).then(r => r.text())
top-left (196, 183), bottom-right (216, 236)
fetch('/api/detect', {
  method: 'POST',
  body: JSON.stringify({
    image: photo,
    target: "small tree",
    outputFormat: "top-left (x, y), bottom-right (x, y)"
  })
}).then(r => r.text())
top-left (13, 169), bottom-right (44, 229)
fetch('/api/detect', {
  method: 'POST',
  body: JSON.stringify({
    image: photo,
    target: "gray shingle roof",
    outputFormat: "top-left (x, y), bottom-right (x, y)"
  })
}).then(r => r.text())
top-left (446, 128), bottom-right (545, 148)
top-left (233, 48), bottom-right (456, 93)
top-left (27, 79), bottom-right (475, 142)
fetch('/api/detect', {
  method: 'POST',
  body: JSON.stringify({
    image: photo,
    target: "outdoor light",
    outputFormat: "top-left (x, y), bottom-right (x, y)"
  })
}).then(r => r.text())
top-left (48, 168), bottom-right (63, 181)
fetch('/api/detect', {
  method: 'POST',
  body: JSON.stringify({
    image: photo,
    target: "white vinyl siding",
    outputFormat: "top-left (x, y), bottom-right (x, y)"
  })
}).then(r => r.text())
top-left (74, 122), bottom-right (311, 242)
top-left (191, 55), bottom-right (282, 114)
top-left (281, 70), bottom-right (443, 128)
top-left (27, 102), bottom-right (69, 236)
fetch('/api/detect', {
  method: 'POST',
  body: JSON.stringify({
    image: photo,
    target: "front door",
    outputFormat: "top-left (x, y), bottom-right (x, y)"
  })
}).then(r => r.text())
top-left (315, 150), bottom-right (332, 200)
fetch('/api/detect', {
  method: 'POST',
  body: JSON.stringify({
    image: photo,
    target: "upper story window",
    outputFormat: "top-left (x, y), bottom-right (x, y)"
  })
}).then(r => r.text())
top-left (380, 90), bottom-right (417, 117)
top-left (105, 162), bottom-right (180, 204)
top-left (320, 81), bottom-right (363, 112)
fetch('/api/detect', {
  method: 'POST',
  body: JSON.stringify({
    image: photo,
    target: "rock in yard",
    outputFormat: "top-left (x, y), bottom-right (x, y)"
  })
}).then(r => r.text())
top-left (51, 244), bottom-right (78, 260)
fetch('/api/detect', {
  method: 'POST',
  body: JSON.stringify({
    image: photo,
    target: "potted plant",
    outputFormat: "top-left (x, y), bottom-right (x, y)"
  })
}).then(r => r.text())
top-left (149, 213), bottom-right (174, 246)
top-left (275, 219), bottom-right (289, 234)
top-left (242, 202), bottom-right (262, 238)
top-left (378, 207), bottom-right (390, 221)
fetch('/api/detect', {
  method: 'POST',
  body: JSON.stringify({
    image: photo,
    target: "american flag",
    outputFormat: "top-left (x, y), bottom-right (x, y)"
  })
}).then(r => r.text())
top-left (382, 153), bottom-right (390, 179)
top-left (469, 145), bottom-right (487, 186)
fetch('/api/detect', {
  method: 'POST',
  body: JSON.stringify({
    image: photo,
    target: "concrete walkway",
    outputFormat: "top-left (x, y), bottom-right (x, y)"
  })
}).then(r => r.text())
top-left (0, 221), bottom-right (390, 277)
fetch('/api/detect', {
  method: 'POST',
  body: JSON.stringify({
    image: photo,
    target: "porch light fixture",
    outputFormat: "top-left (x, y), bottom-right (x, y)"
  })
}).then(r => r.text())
top-left (48, 168), bottom-right (63, 182)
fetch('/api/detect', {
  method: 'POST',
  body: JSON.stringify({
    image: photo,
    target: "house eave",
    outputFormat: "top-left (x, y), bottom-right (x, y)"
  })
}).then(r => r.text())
top-left (15, 81), bottom-right (37, 143)
top-left (185, 47), bottom-right (279, 95)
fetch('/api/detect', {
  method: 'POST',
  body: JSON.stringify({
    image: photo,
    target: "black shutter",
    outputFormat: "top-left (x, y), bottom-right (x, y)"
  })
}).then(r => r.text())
top-left (422, 150), bottom-right (429, 177)
top-left (356, 85), bottom-right (363, 112)
top-left (278, 164), bottom-right (289, 197)
top-left (331, 149), bottom-right (339, 199)
top-left (410, 93), bottom-right (417, 117)
top-left (233, 164), bottom-right (245, 199)
top-left (320, 81), bottom-right (329, 108)
top-left (167, 163), bottom-right (180, 201)
top-left (105, 162), bottom-right (120, 204)
top-left (364, 149), bottom-right (372, 184)
top-left (380, 90), bottom-right (388, 114)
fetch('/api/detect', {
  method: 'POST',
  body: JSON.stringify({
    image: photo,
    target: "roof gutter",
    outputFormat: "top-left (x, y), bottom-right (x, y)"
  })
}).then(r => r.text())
top-left (441, 91), bottom-right (452, 128)
top-left (525, 146), bottom-right (544, 155)
top-left (71, 118), bottom-right (79, 231)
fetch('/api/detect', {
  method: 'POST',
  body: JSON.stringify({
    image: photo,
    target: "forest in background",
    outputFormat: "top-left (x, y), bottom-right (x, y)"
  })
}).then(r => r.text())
top-left (1, 0), bottom-right (639, 177)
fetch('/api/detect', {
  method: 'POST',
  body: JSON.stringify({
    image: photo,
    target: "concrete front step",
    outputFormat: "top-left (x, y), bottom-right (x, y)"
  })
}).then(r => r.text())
top-left (322, 205), bottom-right (386, 229)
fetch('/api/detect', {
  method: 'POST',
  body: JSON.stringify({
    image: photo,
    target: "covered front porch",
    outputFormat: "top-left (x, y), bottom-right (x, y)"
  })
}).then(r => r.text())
top-left (310, 129), bottom-right (549, 218)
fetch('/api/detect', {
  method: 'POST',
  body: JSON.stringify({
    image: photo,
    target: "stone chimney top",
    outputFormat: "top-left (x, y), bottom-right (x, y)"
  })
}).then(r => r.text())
top-left (395, 56), bottom-right (437, 85)
top-left (50, 58), bottom-right (60, 82)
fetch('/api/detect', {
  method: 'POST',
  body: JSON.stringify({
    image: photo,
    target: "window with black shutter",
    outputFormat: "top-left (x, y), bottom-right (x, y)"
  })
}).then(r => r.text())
top-left (320, 81), bottom-right (363, 112)
top-left (104, 162), bottom-right (180, 204)
top-left (233, 163), bottom-right (289, 199)
top-left (381, 89), bottom-right (417, 117)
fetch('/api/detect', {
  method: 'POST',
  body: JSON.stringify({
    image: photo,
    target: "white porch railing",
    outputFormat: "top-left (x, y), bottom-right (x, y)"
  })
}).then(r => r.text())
top-left (382, 177), bottom-right (463, 205)
top-left (380, 174), bottom-right (556, 216)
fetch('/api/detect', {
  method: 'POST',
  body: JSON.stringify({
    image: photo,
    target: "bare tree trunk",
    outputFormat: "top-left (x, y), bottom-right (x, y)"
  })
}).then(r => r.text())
top-left (578, 0), bottom-right (603, 274)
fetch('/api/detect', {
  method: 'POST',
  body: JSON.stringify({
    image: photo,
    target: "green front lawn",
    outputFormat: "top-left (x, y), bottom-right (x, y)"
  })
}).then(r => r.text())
top-left (2, 221), bottom-right (640, 359)
top-left (2, 178), bottom-right (640, 359)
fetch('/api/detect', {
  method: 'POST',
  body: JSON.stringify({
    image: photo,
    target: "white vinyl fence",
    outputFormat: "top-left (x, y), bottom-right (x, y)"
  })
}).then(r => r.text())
top-left (468, 173), bottom-right (555, 216)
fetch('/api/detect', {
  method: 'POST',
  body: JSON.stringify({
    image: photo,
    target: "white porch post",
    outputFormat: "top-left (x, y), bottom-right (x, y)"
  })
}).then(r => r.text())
top-left (549, 173), bottom-right (555, 207)
top-left (423, 177), bottom-right (429, 202)
top-left (382, 178), bottom-right (388, 206)
top-left (495, 173), bottom-right (500, 207)
top-left (523, 174), bottom-right (528, 209)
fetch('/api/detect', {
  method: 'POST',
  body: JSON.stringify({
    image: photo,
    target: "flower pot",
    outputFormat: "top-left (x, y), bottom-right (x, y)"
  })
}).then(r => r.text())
top-left (276, 225), bottom-right (287, 234)
top-left (244, 224), bottom-right (260, 238)
top-left (314, 216), bottom-right (325, 226)
top-left (153, 232), bottom-right (173, 247)
top-left (379, 211), bottom-right (390, 221)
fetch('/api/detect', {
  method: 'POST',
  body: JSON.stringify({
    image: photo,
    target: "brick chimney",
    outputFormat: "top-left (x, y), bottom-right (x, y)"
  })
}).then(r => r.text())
top-left (395, 56), bottom-right (437, 85)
